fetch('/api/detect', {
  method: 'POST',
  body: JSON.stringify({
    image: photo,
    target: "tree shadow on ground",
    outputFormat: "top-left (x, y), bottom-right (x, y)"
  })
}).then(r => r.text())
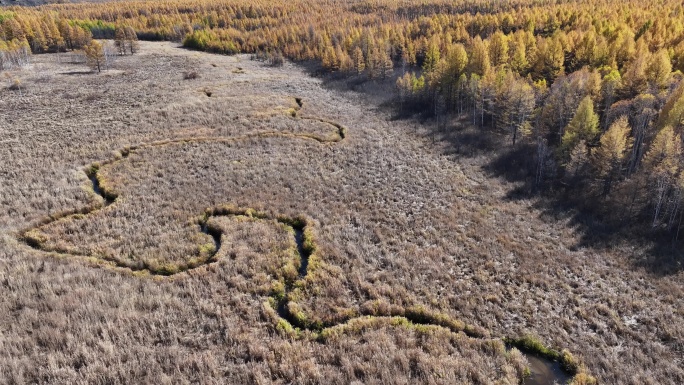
top-left (377, 96), bottom-right (684, 276)
top-left (60, 71), bottom-right (95, 76)
top-left (303, 65), bottom-right (684, 276)
top-left (484, 136), bottom-right (684, 276)
top-left (408, 114), bottom-right (500, 155)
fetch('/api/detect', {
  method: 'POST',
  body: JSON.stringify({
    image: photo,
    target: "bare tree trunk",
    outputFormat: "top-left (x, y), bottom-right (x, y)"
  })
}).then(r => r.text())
top-left (534, 138), bottom-right (548, 192)
top-left (653, 178), bottom-right (668, 228)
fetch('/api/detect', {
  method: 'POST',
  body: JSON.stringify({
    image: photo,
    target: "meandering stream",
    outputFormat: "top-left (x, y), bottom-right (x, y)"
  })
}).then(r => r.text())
top-left (20, 106), bottom-right (572, 384)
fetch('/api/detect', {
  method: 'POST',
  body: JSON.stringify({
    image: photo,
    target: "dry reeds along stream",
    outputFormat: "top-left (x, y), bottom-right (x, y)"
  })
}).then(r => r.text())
top-left (21, 123), bottom-right (574, 384)
top-left (93, 159), bottom-right (572, 384)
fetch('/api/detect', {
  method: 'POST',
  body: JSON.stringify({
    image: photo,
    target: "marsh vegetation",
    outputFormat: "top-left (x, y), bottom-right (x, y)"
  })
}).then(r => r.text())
top-left (1, 0), bottom-right (684, 382)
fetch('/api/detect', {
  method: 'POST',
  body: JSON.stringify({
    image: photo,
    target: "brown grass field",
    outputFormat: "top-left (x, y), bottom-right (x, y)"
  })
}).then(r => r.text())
top-left (0, 42), bottom-right (682, 384)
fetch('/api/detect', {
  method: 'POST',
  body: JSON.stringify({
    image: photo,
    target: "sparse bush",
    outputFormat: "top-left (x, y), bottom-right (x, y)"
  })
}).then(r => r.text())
top-left (197, 242), bottom-right (216, 258)
top-left (183, 71), bottom-right (199, 80)
top-left (507, 348), bottom-right (530, 380)
top-left (570, 371), bottom-right (598, 385)
top-left (506, 335), bottom-right (561, 361)
top-left (8, 78), bottom-right (21, 91)
top-left (270, 51), bottom-right (284, 67)
top-left (276, 318), bottom-right (297, 337)
top-left (253, 49), bottom-right (284, 67)
top-left (561, 349), bottom-right (580, 373)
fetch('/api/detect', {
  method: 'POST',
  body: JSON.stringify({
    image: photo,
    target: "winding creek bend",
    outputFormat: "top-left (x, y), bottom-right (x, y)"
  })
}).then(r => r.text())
top-left (523, 354), bottom-right (572, 385)
top-left (19, 107), bottom-right (577, 384)
top-left (22, 111), bottom-right (345, 275)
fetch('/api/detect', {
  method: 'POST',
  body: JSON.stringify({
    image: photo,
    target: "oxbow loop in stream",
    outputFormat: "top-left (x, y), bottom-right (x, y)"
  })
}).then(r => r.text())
top-left (19, 102), bottom-right (345, 275)
top-left (17, 105), bottom-right (578, 384)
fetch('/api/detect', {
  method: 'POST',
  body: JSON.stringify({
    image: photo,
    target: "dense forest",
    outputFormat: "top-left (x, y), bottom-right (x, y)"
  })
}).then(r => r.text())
top-left (3, 0), bottom-right (684, 250)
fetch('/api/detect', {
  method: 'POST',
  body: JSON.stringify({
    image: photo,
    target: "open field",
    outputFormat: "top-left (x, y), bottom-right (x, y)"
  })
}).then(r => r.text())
top-left (0, 0), bottom-right (110, 6)
top-left (0, 42), bottom-right (683, 384)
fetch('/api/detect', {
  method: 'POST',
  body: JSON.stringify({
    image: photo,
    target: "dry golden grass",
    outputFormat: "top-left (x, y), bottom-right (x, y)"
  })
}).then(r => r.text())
top-left (0, 42), bottom-right (681, 384)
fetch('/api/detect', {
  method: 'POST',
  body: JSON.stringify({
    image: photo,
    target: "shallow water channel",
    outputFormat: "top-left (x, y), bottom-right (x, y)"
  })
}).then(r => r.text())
top-left (522, 353), bottom-right (571, 385)
top-left (87, 161), bottom-right (571, 385)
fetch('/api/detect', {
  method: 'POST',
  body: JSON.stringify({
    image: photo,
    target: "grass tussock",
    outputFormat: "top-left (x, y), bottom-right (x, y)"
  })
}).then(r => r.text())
top-left (182, 71), bottom-right (200, 80)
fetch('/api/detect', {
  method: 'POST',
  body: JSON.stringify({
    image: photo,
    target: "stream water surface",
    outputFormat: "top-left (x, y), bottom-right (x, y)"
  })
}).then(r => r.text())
top-left (522, 353), bottom-right (571, 384)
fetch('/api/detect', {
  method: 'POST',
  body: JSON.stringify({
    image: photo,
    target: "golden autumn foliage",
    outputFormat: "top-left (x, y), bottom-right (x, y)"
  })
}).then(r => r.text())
top-left (1, 1), bottom-right (684, 382)
top-left (2, 0), bottom-right (684, 236)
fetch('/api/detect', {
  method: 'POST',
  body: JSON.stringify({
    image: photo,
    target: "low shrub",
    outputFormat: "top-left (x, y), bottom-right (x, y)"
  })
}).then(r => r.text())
top-left (8, 79), bottom-right (21, 91)
top-left (183, 71), bottom-right (200, 79)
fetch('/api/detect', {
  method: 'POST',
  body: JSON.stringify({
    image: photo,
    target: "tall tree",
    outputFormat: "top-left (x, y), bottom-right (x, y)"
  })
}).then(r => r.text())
top-left (600, 69), bottom-right (621, 129)
top-left (494, 72), bottom-right (535, 144)
top-left (467, 36), bottom-right (490, 77)
top-left (532, 35), bottom-right (564, 83)
top-left (620, 42), bottom-right (649, 98)
top-left (378, 47), bottom-right (393, 79)
top-left (593, 116), bottom-right (632, 195)
top-left (643, 126), bottom-right (683, 228)
top-left (352, 46), bottom-right (365, 75)
top-left (322, 45), bottom-right (338, 71)
top-left (124, 26), bottom-right (139, 54)
top-left (114, 25), bottom-right (126, 55)
top-left (508, 33), bottom-right (529, 75)
top-left (627, 94), bottom-right (657, 174)
top-left (422, 37), bottom-right (440, 73)
top-left (656, 82), bottom-right (684, 131)
top-left (646, 49), bottom-right (672, 89)
top-left (84, 40), bottom-right (105, 72)
top-left (441, 43), bottom-right (467, 110)
top-left (537, 69), bottom-right (599, 145)
top-left (561, 96), bottom-right (600, 156)
top-left (488, 31), bottom-right (509, 67)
